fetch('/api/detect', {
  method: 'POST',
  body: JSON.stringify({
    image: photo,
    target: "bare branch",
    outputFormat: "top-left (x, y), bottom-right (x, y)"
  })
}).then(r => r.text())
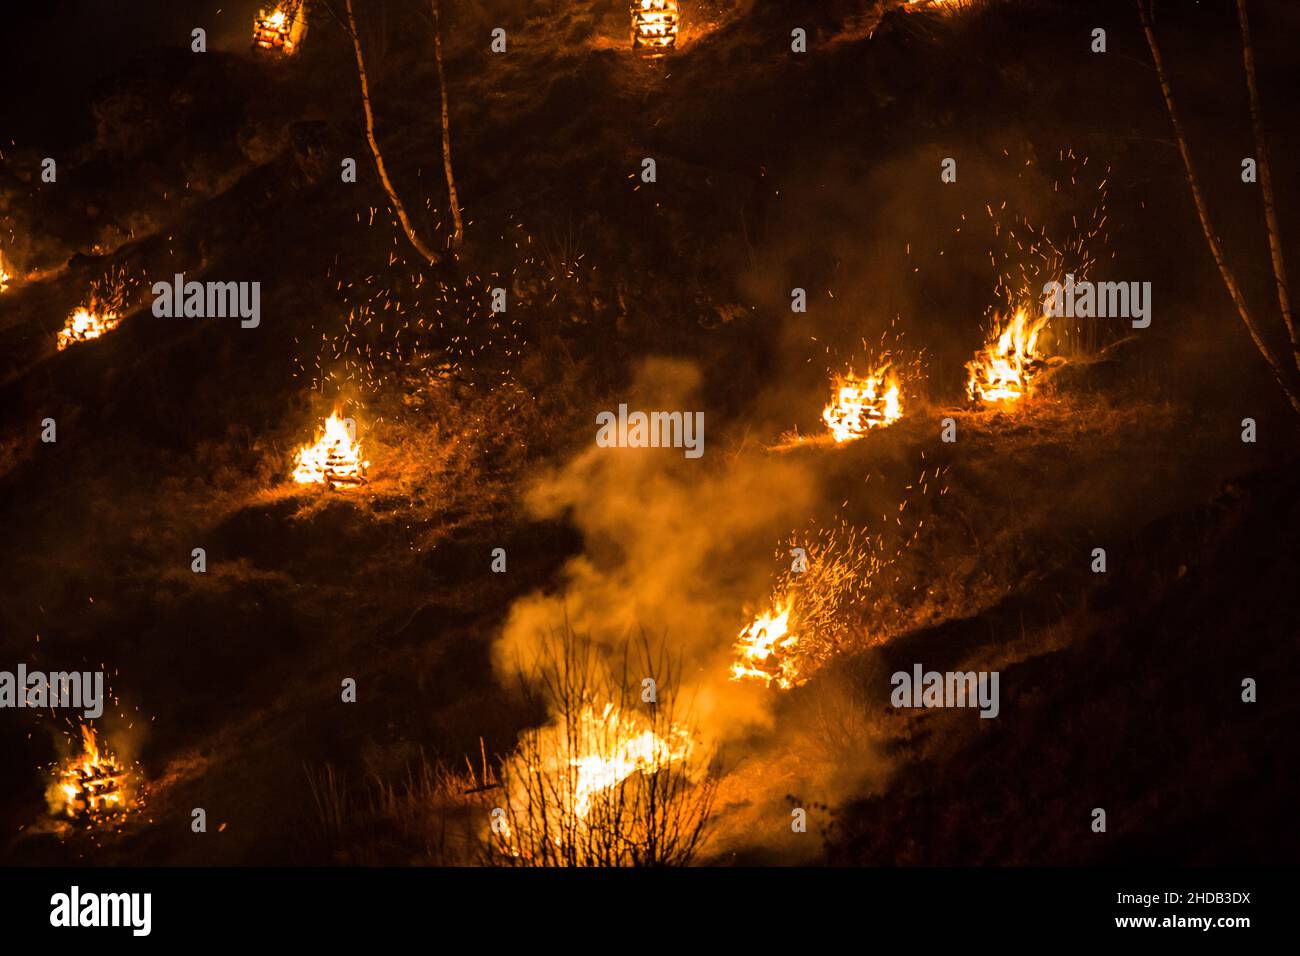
top-left (433, 0), bottom-right (465, 249)
top-left (1237, 0), bottom-right (1297, 373)
top-left (1136, 0), bottom-right (1300, 415)
top-left (345, 0), bottom-right (442, 265)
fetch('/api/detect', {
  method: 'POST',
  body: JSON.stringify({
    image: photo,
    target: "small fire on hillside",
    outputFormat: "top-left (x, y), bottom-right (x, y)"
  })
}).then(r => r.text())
top-left (494, 700), bottom-right (695, 861)
top-left (822, 364), bottom-right (903, 442)
top-left (564, 703), bottom-right (692, 819)
top-left (632, 1), bottom-right (679, 55)
top-left (253, 2), bottom-right (307, 55)
top-left (0, 248), bottom-right (11, 292)
top-left (292, 411), bottom-right (369, 487)
top-left (47, 724), bottom-right (135, 823)
top-left (56, 268), bottom-right (133, 351)
top-left (56, 306), bottom-right (121, 351)
top-left (966, 308), bottom-right (1051, 404)
top-left (731, 599), bottom-right (803, 689)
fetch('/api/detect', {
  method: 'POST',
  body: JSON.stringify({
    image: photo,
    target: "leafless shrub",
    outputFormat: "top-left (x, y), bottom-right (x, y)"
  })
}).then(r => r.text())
top-left (487, 626), bottom-right (719, 866)
top-left (302, 627), bottom-right (717, 867)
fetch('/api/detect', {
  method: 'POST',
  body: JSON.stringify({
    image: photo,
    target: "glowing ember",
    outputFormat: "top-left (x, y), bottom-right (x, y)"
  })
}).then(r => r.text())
top-left (56, 306), bottom-right (121, 351)
top-left (966, 308), bottom-right (1051, 404)
top-left (731, 599), bottom-right (802, 689)
top-left (822, 365), bottom-right (902, 442)
top-left (253, 2), bottom-right (306, 54)
top-left (632, 0), bottom-right (679, 55)
top-left (292, 411), bottom-right (369, 487)
top-left (48, 724), bottom-right (132, 822)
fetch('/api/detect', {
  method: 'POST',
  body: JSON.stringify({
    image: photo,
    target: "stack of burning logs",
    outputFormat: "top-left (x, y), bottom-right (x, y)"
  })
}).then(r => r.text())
top-left (253, 2), bottom-right (306, 55)
top-left (632, 1), bottom-right (679, 55)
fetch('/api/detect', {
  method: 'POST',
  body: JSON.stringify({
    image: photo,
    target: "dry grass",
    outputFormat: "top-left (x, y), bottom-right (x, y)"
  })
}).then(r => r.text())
top-left (304, 753), bottom-right (492, 865)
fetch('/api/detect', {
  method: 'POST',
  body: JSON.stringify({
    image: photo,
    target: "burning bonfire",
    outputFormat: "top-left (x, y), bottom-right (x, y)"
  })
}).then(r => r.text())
top-left (0, 248), bottom-right (11, 292)
top-left (56, 305), bottom-right (121, 351)
top-left (47, 724), bottom-right (135, 823)
top-left (730, 510), bottom-right (930, 691)
top-left (632, 1), bottom-right (679, 55)
top-left (966, 308), bottom-right (1051, 404)
top-left (731, 599), bottom-right (803, 689)
top-left (292, 411), bottom-right (369, 487)
top-left (253, 2), bottom-right (307, 55)
top-left (56, 268), bottom-right (132, 351)
top-left (822, 364), bottom-right (903, 442)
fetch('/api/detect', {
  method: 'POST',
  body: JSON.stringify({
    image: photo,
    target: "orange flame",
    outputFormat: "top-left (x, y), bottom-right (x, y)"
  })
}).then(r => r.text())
top-left (49, 724), bottom-right (133, 821)
top-left (633, 0), bottom-right (679, 54)
top-left (822, 365), bottom-right (902, 442)
top-left (731, 599), bottom-right (802, 689)
top-left (292, 411), bottom-right (369, 486)
top-left (491, 699), bottom-right (700, 863)
top-left (965, 308), bottom-right (1050, 403)
top-left (567, 703), bottom-right (691, 818)
top-left (56, 306), bottom-right (121, 351)
top-left (504, 702), bottom-right (692, 827)
top-left (253, 3), bottom-right (305, 54)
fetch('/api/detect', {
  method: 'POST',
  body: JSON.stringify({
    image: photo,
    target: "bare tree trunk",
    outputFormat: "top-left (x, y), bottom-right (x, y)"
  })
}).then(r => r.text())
top-left (1237, 0), bottom-right (1297, 372)
top-left (1137, 0), bottom-right (1300, 415)
top-left (433, 0), bottom-right (464, 249)
top-left (345, 0), bottom-right (441, 265)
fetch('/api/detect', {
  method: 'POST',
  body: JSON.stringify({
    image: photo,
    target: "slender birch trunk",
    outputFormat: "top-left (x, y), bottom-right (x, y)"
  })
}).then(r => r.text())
top-left (1236, 0), bottom-right (1297, 373)
top-left (432, 0), bottom-right (464, 249)
top-left (345, 0), bottom-right (441, 265)
top-left (1137, 0), bottom-right (1300, 414)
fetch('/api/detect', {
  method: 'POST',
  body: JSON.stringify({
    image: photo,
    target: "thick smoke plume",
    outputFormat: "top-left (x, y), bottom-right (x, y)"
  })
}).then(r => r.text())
top-left (497, 356), bottom-right (821, 741)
